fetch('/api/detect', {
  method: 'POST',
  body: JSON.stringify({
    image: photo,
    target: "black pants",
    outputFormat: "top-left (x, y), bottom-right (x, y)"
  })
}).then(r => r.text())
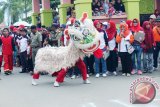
top-left (119, 52), bottom-right (132, 74)
top-left (27, 57), bottom-right (33, 72)
top-left (107, 50), bottom-right (118, 72)
top-left (84, 55), bottom-right (95, 74)
top-left (67, 67), bottom-right (80, 76)
top-left (17, 54), bottom-right (21, 66)
top-left (153, 42), bottom-right (160, 68)
top-left (20, 51), bottom-right (27, 72)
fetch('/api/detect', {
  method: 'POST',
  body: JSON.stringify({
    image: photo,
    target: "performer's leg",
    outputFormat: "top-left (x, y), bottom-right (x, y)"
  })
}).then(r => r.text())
top-left (32, 72), bottom-right (40, 86)
top-left (76, 58), bottom-right (87, 80)
top-left (54, 68), bottom-right (67, 87)
top-left (56, 69), bottom-right (66, 83)
top-left (76, 58), bottom-right (90, 84)
top-left (33, 73), bottom-right (40, 79)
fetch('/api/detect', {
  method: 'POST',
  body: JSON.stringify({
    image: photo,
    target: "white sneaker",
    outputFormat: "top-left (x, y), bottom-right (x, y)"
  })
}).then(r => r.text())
top-left (126, 73), bottom-right (131, 77)
top-left (32, 79), bottom-right (38, 86)
top-left (102, 73), bottom-right (107, 77)
top-left (87, 74), bottom-right (89, 78)
top-left (153, 67), bottom-right (158, 71)
top-left (95, 73), bottom-right (100, 78)
top-left (113, 71), bottom-right (117, 76)
top-left (54, 81), bottom-right (60, 87)
top-left (71, 75), bottom-right (76, 79)
top-left (83, 79), bottom-right (91, 84)
top-left (106, 72), bottom-right (109, 75)
top-left (122, 73), bottom-right (126, 76)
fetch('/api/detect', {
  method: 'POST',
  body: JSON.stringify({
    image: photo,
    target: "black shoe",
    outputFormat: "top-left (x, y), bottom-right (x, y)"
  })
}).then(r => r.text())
top-left (19, 71), bottom-right (26, 73)
top-left (4, 71), bottom-right (10, 75)
top-left (143, 70), bottom-right (148, 73)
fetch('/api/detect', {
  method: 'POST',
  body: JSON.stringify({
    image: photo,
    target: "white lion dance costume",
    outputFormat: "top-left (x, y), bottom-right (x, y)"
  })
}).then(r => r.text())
top-left (32, 13), bottom-right (102, 87)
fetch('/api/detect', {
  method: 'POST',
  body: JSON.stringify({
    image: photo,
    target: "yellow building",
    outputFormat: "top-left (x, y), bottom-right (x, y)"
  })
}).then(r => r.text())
top-left (31, 0), bottom-right (159, 26)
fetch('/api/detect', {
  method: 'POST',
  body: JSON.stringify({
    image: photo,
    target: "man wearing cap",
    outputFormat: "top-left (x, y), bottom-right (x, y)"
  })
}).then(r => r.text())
top-left (153, 18), bottom-right (160, 70)
top-left (30, 25), bottom-right (42, 68)
top-left (149, 14), bottom-right (157, 29)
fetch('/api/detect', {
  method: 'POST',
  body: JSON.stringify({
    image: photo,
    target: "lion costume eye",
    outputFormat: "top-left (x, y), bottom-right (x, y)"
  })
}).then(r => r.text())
top-left (70, 34), bottom-right (80, 41)
top-left (82, 28), bottom-right (90, 37)
top-left (73, 36), bottom-right (80, 41)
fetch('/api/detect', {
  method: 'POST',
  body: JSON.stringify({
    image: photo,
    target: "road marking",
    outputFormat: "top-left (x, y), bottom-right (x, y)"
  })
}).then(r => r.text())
top-left (82, 102), bottom-right (97, 107)
top-left (109, 99), bottom-right (133, 107)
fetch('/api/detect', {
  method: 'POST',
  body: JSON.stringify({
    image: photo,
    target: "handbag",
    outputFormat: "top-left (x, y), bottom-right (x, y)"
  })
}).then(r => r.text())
top-left (126, 45), bottom-right (135, 54)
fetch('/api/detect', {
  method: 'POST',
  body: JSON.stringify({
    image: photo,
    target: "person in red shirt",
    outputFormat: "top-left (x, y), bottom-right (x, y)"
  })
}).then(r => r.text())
top-left (142, 21), bottom-right (154, 73)
top-left (0, 28), bottom-right (15, 75)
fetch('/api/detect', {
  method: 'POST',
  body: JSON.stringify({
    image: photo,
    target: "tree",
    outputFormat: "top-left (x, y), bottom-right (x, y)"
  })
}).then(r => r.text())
top-left (0, 9), bottom-right (4, 23)
top-left (22, 0), bottom-right (32, 19)
top-left (50, 0), bottom-right (60, 9)
top-left (0, 0), bottom-right (32, 25)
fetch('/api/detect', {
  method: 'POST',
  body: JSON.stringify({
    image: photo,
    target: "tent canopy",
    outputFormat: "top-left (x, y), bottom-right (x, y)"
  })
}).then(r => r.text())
top-left (13, 21), bottom-right (31, 26)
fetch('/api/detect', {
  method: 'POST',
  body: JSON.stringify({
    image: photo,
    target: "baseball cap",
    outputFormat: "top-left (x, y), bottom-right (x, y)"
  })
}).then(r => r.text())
top-left (150, 14), bottom-right (156, 19)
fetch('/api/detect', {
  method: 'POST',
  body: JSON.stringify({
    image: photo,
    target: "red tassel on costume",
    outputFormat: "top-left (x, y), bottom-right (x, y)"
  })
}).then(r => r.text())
top-left (93, 48), bottom-right (103, 59)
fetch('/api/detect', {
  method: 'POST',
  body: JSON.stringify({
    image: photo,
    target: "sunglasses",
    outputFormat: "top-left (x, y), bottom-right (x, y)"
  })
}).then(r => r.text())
top-left (133, 22), bottom-right (138, 23)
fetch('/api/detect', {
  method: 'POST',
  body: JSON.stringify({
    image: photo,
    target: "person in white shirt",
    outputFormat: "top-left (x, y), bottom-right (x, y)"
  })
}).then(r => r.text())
top-left (116, 22), bottom-right (134, 76)
top-left (103, 21), bottom-right (118, 76)
top-left (19, 28), bottom-right (28, 73)
top-left (94, 20), bottom-right (109, 78)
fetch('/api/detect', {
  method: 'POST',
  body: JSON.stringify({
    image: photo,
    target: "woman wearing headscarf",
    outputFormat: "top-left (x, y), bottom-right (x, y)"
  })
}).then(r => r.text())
top-left (94, 20), bottom-right (109, 78)
top-left (142, 21), bottom-right (154, 73)
top-left (126, 20), bottom-right (132, 30)
top-left (131, 18), bottom-right (144, 75)
top-left (116, 22), bottom-right (134, 76)
top-left (104, 21), bottom-right (118, 75)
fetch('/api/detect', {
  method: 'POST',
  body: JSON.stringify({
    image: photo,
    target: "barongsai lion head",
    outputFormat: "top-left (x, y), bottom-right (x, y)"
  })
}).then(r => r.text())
top-left (65, 13), bottom-right (101, 54)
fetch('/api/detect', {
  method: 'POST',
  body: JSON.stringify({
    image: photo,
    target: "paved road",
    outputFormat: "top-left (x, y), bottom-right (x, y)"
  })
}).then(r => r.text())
top-left (0, 67), bottom-right (160, 107)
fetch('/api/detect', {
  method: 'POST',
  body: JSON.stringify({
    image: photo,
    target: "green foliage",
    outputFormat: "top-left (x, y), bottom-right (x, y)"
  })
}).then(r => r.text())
top-left (50, 0), bottom-right (60, 9)
top-left (24, 16), bottom-right (32, 23)
top-left (139, 0), bottom-right (154, 14)
top-left (0, 9), bottom-right (4, 23)
top-left (0, 0), bottom-right (32, 23)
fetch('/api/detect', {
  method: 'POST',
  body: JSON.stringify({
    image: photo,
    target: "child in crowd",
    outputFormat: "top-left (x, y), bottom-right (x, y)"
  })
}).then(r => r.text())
top-left (108, 3), bottom-right (116, 17)
top-left (19, 28), bottom-right (28, 73)
top-left (103, 0), bottom-right (109, 14)
top-left (43, 38), bottom-right (51, 47)
top-left (0, 28), bottom-right (15, 75)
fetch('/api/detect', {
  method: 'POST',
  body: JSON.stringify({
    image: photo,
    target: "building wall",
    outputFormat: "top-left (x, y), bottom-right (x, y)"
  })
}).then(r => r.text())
top-left (139, 0), bottom-right (155, 14)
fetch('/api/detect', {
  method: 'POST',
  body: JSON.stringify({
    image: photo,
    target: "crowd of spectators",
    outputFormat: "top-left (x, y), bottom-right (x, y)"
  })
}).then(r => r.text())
top-left (92, 0), bottom-right (125, 16)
